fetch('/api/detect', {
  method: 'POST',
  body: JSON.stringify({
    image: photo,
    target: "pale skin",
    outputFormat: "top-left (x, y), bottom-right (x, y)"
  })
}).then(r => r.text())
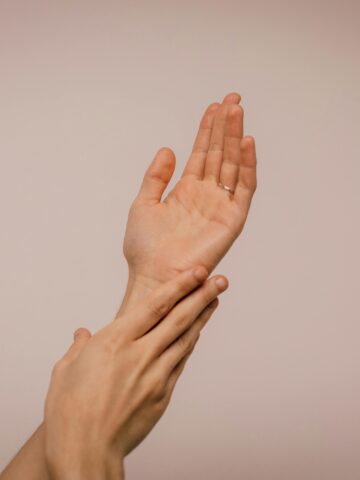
top-left (0, 91), bottom-right (257, 479)
top-left (120, 91), bottom-right (257, 313)
top-left (44, 268), bottom-right (228, 479)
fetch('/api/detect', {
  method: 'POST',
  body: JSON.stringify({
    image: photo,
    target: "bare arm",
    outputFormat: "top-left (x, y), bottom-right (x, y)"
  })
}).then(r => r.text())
top-left (1, 90), bottom-right (257, 478)
top-left (5, 267), bottom-right (225, 479)
top-left (0, 423), bottom-right (49, 480)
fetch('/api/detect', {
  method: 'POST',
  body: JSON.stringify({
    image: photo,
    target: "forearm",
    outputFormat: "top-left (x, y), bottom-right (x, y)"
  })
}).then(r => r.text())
top-left (1, 271), bottom-right (157, 480)
top-left (0, 409), bottom-right (124, 480)
top-left (47, 451), bottom-right (124, 480)
top-left (0, 422), bottom-right (50, 480)
top-left (1, 277), bottom-right (135, 480)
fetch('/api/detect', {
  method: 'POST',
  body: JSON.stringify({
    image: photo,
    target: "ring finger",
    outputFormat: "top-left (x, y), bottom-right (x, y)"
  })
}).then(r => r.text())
top-left (157, 297), bottom-right (219, 380)
top-left (219, 104), bottom-right (244, 193)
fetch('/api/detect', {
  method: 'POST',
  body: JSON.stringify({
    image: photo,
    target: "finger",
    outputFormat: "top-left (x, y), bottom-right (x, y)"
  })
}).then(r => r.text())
top-left (222, 91), bottom-right (241, 105)
top-left (158, 297), bottom-right (219, 379)
top-left (234, 136), bottom-right (257, 220)
top-left (203, 104), bottom-right (229, 182)
top-left (122, 266), bottom-right (209, 339)
top-left (163, 341), bottom-right (197, 399)
top-left (65, 327), bottom-right (92, 359)
top-left (135, 147), bottom-right (176, 205)
top-left (142, 274), bottom-right (227, 357)
top-left (219, 104), bottom-right (244, 192)
top-left (181, 93), bottom-right (240, 180)
top-left (181, 103), bottom-right (221, 179)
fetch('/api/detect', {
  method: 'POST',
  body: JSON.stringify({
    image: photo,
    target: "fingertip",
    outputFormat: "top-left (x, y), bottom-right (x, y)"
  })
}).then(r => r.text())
top-left (73, 327), bottom-right (91, 341)
top-left (228, 103), bottom-right (244, 118)
top-left (222, 92), bottom-right (242, 104)
top-left (157, 146), bottom-right (176, 159)
top-left (241, 135), bottom-right (255, 149)
top-left (138, 147), bottom-right (176, 204)
top-left (215, 275), bottom-right (229, 291)
top-left (207, 102), bottom-right (221, 113)
top-left (153, 147), bottom-right (176, 174)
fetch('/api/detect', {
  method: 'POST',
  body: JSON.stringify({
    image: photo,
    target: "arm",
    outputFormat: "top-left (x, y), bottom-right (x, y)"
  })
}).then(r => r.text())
top-left (0, 270), bottom-right (153, 480)
top-left (43, 268), bottom-right (227, 479)
top-left (1, 267), bottom-right (227, 479)
top-left (1, 89), bottom-right (257, 478)
top-left (0, 424), bottom-right (49, 480)
top-left (0, 270), bottom-right (170, 479)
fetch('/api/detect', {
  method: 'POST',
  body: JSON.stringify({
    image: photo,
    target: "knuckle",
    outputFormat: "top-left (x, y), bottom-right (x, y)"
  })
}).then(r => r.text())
top-left (173, 311), bottom-right (187, 329)
top-left (187, 334), bottom-right (199, 354)
top-left (209, 142), bottom-right (223, 152)
top-left (177, 332), bottom-right (193, 353)
top-left (152, 395), bottom-right (168, 415)
top-left (52, 358), bottom-right (66, 377)
top-left (147, 295), bottom-right (170, 318)
top-left (192, 145), bottom-right (206, 154)
top-left (185, 332), bottom-right (200, 352)
top-left (150, 377), bottom-right (166, 402)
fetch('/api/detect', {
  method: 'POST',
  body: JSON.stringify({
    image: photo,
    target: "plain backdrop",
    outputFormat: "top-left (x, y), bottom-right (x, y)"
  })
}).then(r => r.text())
top-left (0, 1), bottom-right (359, 479)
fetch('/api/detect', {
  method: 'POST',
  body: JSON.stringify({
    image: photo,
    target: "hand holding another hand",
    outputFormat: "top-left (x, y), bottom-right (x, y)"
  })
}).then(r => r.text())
top-left (44, 267), bottom-right (228, 480)
top-left (0, 92), bottom-right (256, 480)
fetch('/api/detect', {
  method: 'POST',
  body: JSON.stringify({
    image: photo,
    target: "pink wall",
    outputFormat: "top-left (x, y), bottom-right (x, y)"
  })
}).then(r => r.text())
top-left (1, 1), bottom-right (359, 478)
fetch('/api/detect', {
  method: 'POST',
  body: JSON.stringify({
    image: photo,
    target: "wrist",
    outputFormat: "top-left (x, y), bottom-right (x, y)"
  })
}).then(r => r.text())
top-left (44, 427), bottom-right (124, 480)
top-left (46, 450), bottom-right (124, 480)
top-left (116, 269), bottom-right (162, 317)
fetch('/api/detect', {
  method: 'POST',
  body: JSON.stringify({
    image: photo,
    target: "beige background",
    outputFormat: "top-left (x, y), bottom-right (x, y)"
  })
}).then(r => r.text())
top-left (1, 1), bottom-right (359, 478)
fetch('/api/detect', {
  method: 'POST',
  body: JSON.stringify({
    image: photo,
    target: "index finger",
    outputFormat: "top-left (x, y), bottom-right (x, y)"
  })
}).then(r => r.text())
top-left (120, 266), bottom-right (209, 339)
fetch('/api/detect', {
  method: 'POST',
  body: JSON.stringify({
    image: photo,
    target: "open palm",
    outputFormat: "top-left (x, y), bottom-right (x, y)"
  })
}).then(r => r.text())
top-left (123, 92), bottom-right (257, 289)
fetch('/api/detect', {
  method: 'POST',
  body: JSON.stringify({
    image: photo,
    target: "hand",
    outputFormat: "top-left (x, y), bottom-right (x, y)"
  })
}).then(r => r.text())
top-left (44, 266), bottom-right (228, 480)
top-left (122, 92), bottom-right (257, 307)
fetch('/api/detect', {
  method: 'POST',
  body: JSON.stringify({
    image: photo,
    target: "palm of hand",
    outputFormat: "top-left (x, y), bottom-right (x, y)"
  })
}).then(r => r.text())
top-left (123, 94), bottom-right (257, 287)
top-left (124, 176), bottom-right (242, 284)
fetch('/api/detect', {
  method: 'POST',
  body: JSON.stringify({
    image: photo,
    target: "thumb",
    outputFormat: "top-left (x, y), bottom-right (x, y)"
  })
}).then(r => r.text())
top-left (66, 327), bottom-right (92, 359)
top-left (136, 147), bottom-right (176, 204)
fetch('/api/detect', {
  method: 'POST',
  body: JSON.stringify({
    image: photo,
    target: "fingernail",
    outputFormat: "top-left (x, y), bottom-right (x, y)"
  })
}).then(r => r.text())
top-left (215, 276), bottom-right (228, 291)
top-left (193, 266), bottom-right (208, 281)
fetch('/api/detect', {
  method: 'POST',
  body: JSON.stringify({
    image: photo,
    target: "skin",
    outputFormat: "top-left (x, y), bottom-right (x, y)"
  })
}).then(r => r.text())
top-left (0, 91), bottom-right (257, 479)
top-left (0, 425), bottom-right (49, 480)
top-left (2, 268), bottom-right (226, 480)
top-left (44, 267), bottom-right (228, 479)
top-left (120, 91), bottom-right (257, 313)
